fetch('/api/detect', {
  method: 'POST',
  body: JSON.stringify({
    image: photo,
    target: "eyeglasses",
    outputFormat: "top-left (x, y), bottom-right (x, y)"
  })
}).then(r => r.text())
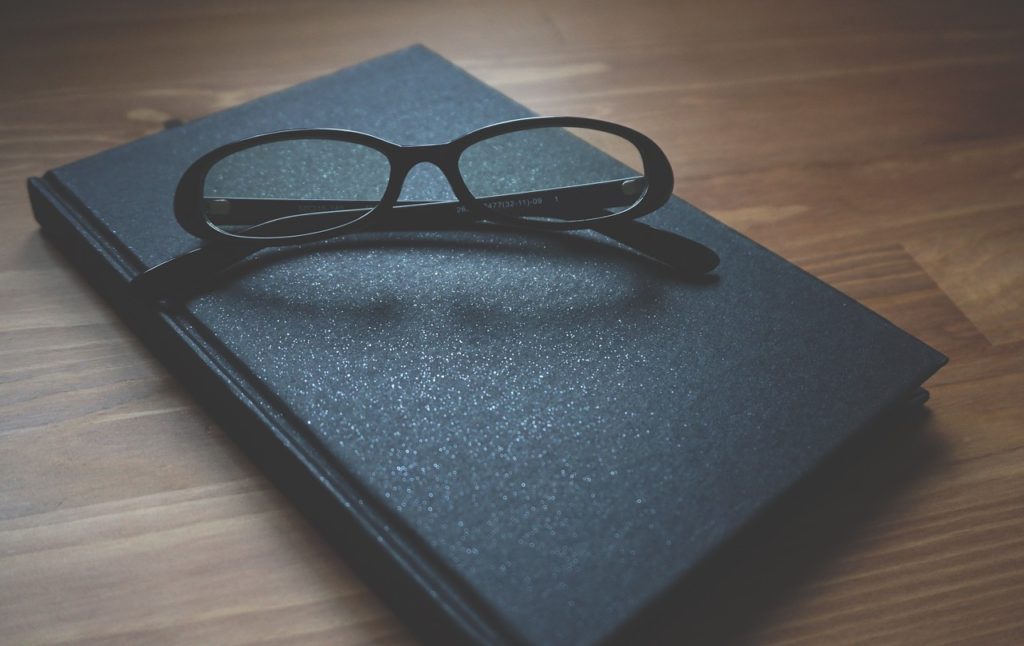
top-left (133, 116), bottom-right (719, 298)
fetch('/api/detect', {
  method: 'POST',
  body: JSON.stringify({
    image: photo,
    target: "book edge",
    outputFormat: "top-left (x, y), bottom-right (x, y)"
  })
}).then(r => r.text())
top-left (25, 43), bottom-right (951, 646)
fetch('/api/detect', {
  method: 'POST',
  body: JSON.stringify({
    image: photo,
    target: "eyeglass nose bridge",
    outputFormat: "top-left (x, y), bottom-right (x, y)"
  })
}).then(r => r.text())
top-left (384, 143), bottom-right (468, 204)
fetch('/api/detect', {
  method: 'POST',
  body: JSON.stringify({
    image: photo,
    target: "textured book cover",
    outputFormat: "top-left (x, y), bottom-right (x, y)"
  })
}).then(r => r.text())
top-left (28, 45), bottom-right (946, 645)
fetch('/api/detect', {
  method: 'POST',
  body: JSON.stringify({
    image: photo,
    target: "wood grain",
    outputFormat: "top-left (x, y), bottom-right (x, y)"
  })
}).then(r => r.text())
top-left (2, 1), bottom-right (1023, 643)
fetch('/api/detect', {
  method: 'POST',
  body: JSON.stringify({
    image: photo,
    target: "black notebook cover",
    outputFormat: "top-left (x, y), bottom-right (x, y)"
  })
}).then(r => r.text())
top-left (28, 46), bottom-right (946, 645)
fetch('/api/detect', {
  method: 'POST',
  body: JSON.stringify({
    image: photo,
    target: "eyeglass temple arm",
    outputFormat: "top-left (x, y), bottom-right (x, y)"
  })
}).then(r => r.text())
top-left (132, 219), bottom-right (718, 299)
top-left (203, 178), bottom-right (646, 225)
top-left (133, 182), bottom-right (718, 298)
top-left (205, 177), bottom-right (719, 274)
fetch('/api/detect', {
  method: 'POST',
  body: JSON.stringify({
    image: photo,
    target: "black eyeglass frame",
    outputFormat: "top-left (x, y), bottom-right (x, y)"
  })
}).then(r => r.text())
top-left (175, 116), bottom-right (674, 241)
top-left (135, 116), bottom-right (718, 298)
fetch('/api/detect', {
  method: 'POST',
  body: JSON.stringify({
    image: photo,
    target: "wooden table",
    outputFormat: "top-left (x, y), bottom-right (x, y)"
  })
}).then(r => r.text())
top-left (2, 1), bottom-right (1022, 643)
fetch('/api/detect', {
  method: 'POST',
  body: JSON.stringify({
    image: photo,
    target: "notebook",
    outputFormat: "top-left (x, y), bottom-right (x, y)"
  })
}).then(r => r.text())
top-left (28, 45), bottom-right (947, 645)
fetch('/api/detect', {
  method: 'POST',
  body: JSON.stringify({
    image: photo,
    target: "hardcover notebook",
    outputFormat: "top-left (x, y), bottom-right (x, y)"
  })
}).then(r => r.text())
top-left (28, 46), bottom-right (946, 645)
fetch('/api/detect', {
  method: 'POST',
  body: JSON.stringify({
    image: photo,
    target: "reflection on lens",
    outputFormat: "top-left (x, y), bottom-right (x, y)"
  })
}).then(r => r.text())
top-left (458, 127), bottom-right (646, 224)
top-left (203, 138), bottom-right (390, 238)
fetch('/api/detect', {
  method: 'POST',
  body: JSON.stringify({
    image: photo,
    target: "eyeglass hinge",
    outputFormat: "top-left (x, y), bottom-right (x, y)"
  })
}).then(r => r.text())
top-left (621, 178), bottom-right (644, 196)
top-left (207, 198), bottom-right (232, 216)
